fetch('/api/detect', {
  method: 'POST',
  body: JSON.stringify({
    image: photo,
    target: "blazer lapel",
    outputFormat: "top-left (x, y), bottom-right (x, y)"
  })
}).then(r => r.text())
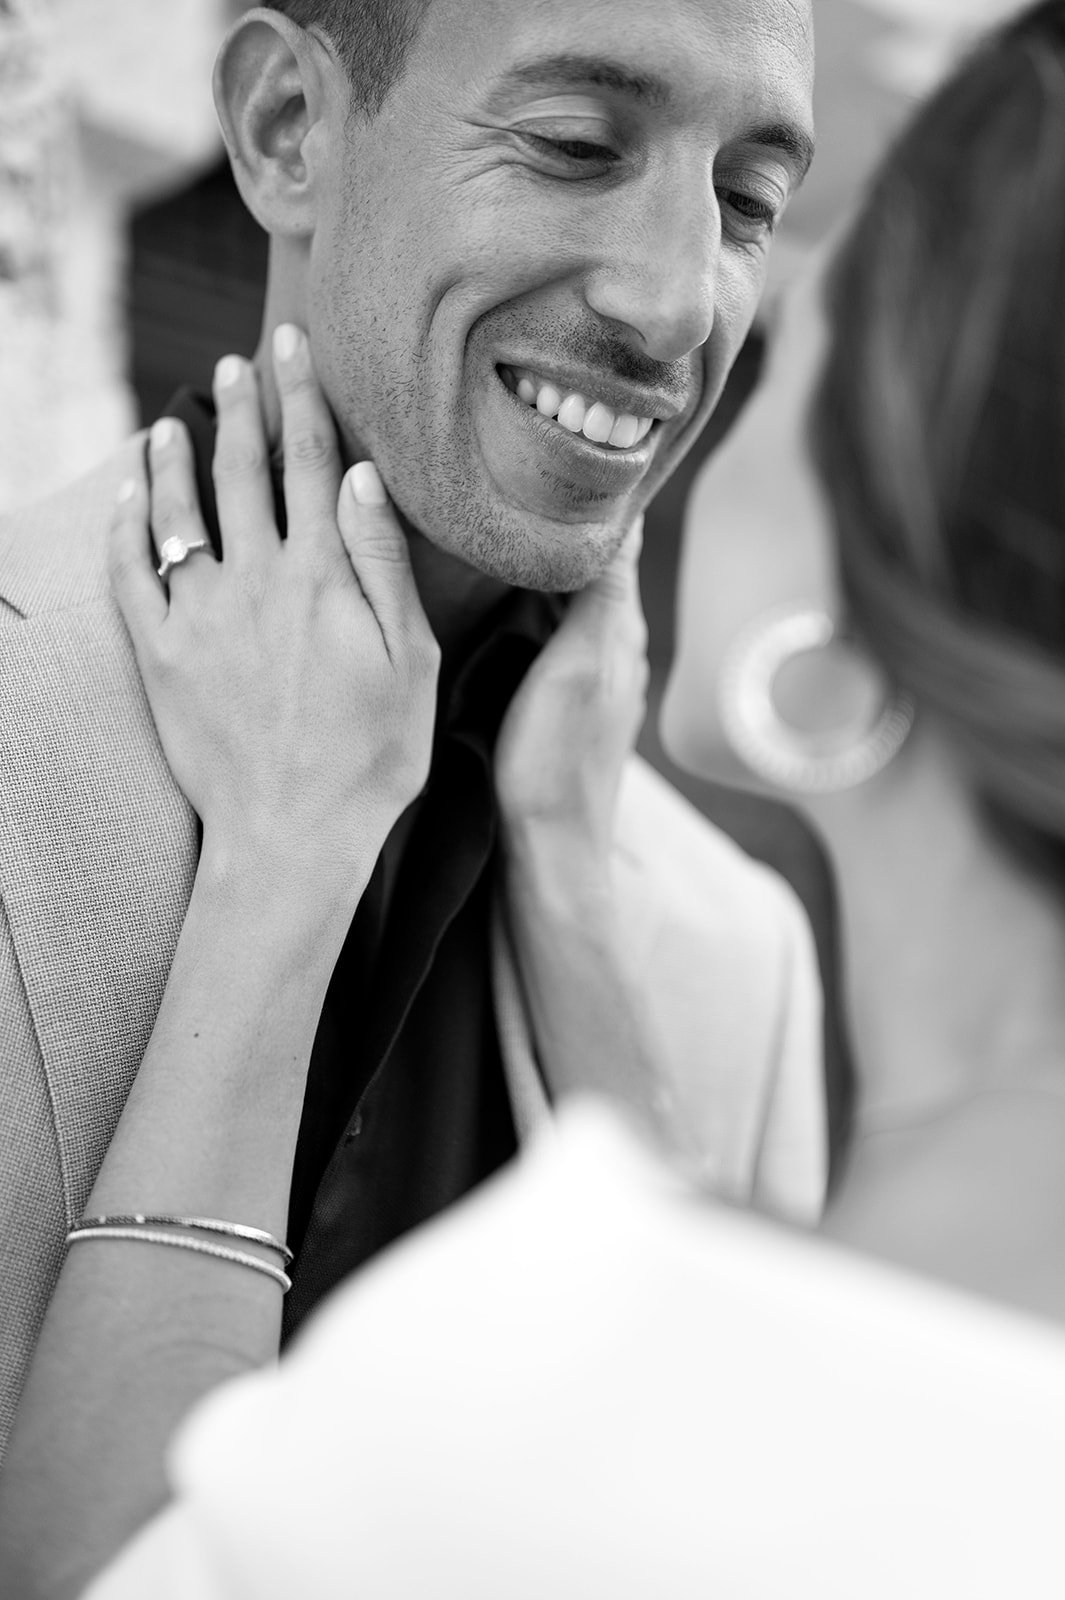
top-left (0, 600), bottom-right (197, 1215)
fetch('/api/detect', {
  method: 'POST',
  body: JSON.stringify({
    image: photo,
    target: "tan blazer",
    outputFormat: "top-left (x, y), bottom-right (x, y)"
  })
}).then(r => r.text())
top-left (0, 444), bottom-right (827, 1458)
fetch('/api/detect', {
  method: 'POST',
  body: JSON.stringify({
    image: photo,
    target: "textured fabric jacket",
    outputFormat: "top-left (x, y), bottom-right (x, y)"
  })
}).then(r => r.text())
top-left (0, 442), bottom-right (827, 1457)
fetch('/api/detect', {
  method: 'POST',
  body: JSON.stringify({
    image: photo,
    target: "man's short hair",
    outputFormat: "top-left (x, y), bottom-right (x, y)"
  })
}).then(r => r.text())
top-left (266, 1), bottom-right (432, 117)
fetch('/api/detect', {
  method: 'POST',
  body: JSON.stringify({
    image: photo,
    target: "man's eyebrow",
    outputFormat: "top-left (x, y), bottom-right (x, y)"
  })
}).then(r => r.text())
top-left (744, 122), bottom-right (816, 184)
top-left (496, 55), bottom-right (671, 109)
top-left (491, 58), bottom-right (814, 177)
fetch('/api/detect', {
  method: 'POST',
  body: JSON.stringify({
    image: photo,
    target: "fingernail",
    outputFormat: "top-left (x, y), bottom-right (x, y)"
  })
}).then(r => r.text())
top-left (151, 419), bottom-right (175, 450)
top-left (215, 355), bottom-right (243, 389)
top-left (349, 461), bottom-right (388, 507)
top-left (273, 324), bottom-right (300, 363)
top-left (116, 478), bottom-right (137, 504)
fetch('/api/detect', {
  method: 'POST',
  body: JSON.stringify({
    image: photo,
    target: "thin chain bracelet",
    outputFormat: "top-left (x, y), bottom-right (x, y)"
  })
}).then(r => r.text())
top-left (75, 1213), bottom-right (293, 1265)
top-left (66, 1226), bottom-right (292, 1291)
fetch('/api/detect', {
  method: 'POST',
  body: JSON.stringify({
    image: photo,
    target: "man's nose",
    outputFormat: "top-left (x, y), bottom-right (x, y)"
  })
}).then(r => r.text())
top-left (583, 173), bottom-right (719, 363)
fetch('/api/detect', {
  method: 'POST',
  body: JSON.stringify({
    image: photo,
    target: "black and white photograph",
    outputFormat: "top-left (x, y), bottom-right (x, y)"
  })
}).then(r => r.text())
top-left (1, 1), bottom-right (1064, 1595)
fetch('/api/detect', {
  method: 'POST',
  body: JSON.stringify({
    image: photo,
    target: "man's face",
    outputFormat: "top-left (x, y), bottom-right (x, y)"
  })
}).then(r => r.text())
top-left (307, 0), bottom-right (814, 591)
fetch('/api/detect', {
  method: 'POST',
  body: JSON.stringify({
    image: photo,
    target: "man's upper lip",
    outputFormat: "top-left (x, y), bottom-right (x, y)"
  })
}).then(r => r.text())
top-left (496, 357), bottom-right (691, 424)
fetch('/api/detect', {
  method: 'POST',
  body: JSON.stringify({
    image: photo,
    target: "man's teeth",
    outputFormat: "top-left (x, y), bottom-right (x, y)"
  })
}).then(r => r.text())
top-left (511, 370), bottom-right (653, 449)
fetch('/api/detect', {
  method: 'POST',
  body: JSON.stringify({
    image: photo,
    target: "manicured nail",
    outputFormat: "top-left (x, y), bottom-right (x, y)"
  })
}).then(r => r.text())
top-left (273, 323), bottom-right (300, 363)
top-left (215, 355), bottom-right (243, 389)
top-left (151, 419), bottom-right (175, 450)
top-left (348, 461), bottom-right (388, 507)
top-left (116, 478), bottom-right (137, 504)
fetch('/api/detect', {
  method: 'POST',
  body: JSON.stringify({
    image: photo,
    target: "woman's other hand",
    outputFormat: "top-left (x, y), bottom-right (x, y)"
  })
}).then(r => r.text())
top-left (108, 325), bottom-right (440, 905)
top-left (494, 520), bottom-right (647, 877)
top-left (492, 525), bottom-right (681, 1157)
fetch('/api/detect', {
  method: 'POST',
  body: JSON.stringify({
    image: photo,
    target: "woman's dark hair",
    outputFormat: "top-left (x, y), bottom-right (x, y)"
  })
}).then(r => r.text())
top-left (810, 0), bottom-right (1065, 852)
top-left (266, 0), bottom-right (432, 117)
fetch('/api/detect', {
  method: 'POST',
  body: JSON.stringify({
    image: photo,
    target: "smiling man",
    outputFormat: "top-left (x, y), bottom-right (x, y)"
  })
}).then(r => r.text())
top-left (0, 0), bottom-right (820, 1466)
top-left (222, 0), bottom-right (814, 603)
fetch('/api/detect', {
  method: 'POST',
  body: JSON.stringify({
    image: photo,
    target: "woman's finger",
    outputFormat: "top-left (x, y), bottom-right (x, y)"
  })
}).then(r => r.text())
top-left (147, 419), bottom-right (214, 580)
top-left (273, 324), bottom-right (343, 556)
top-left (558, 516), bottom-right (646, 649)
top-left (211, 355), bottom-right (279, 564)
top-left (584, 515), bottom-right (644, 608)
top-left (108, 465), bottom-right (167, 648)
top-left (337, 463), bottom-right (431, 651)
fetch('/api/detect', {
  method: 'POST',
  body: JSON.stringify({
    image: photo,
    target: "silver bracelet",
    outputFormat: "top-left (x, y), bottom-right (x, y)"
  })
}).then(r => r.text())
top-left (66, 1226), bottom-right (292, 1292)
top-left (76, 1213), bottom-right (293, 1265)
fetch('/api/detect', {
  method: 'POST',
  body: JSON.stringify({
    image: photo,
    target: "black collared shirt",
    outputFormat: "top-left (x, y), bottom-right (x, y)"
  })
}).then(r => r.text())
top-left (167, 390), bottom-right (558, 1339)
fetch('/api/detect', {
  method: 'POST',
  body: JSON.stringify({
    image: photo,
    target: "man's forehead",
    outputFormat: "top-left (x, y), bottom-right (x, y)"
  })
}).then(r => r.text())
top-left (420, 0), bottom-right (814, 109)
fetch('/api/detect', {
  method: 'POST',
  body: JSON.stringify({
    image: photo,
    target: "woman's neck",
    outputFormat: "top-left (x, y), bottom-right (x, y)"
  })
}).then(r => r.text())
top-left (804, 723), bottom-right (1065, 1138)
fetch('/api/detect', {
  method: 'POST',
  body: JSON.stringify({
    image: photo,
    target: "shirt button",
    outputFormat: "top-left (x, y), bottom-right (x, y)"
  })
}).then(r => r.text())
top-left (344, 1111), bottom-right (364, 1145)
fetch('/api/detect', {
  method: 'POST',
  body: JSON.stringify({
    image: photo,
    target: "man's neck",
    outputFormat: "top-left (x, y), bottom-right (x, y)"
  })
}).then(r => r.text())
top-left (403, 527), bottom-right (511, 661)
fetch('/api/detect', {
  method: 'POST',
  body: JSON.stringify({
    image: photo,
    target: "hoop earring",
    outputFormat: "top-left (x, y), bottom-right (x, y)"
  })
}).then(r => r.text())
top-left (717, 603), bottom-right (915, 794)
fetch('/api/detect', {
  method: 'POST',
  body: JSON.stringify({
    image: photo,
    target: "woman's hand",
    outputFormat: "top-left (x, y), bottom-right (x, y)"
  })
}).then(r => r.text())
top-left (494, 520), bottom-right (647, 877)
top-left (492, 523), bottom-right (689, 1161)
top-left (109, 324), bottom-right (440, 903)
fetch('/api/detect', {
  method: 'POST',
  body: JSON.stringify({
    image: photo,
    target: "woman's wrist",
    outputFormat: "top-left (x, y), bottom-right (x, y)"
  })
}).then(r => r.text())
top-left (501, 809), bottom-right (613, 896)
top-left (502, 828), bottom-right (618, 946)
top-left (195, 829), bottom-right (368, 947)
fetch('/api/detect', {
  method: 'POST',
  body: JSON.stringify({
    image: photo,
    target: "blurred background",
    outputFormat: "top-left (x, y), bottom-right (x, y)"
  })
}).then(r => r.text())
top-left (0, 0), bottom-right (1028, 896)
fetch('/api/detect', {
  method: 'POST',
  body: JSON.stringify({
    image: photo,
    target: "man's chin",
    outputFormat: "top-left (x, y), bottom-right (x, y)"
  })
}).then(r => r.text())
top-left (410, 495), bottom-right (627, 594)
top-left (481, 517), bottom-right (626, 593)
top-left (383, 427), bottom-right (640, 593)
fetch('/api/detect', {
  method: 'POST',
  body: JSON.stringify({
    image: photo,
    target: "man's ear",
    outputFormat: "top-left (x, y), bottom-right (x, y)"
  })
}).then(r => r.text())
top-left (213, 7), bottom-right (339, 238)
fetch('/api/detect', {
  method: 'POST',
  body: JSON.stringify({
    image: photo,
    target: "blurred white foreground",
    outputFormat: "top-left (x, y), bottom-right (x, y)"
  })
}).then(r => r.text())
top-left (88, 1099), bottom-right (1065, 1600)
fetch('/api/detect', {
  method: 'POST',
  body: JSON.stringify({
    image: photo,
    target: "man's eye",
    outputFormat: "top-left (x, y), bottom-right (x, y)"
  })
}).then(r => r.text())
top-left (543, 138), bottom-right (612, 161)
top-left (718, 187), bottom-right (781, 238)
top-left (520, 133), bottom-right (617, 168)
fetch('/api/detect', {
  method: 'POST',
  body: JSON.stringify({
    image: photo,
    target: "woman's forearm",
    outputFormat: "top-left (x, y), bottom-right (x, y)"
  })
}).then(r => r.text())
top-left (89, 843), bottom-right (356, 1224)
top-left (0, 851), bottom-right (357, 1600)
top-left (0, 330), bottom-right (443, 1600)
top-left (502, 829), bottom-right (678, 1149)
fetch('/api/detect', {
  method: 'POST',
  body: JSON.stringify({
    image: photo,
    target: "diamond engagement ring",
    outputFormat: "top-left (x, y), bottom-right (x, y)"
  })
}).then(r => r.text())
top-left (156, 536), bottom-right (212, 581)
